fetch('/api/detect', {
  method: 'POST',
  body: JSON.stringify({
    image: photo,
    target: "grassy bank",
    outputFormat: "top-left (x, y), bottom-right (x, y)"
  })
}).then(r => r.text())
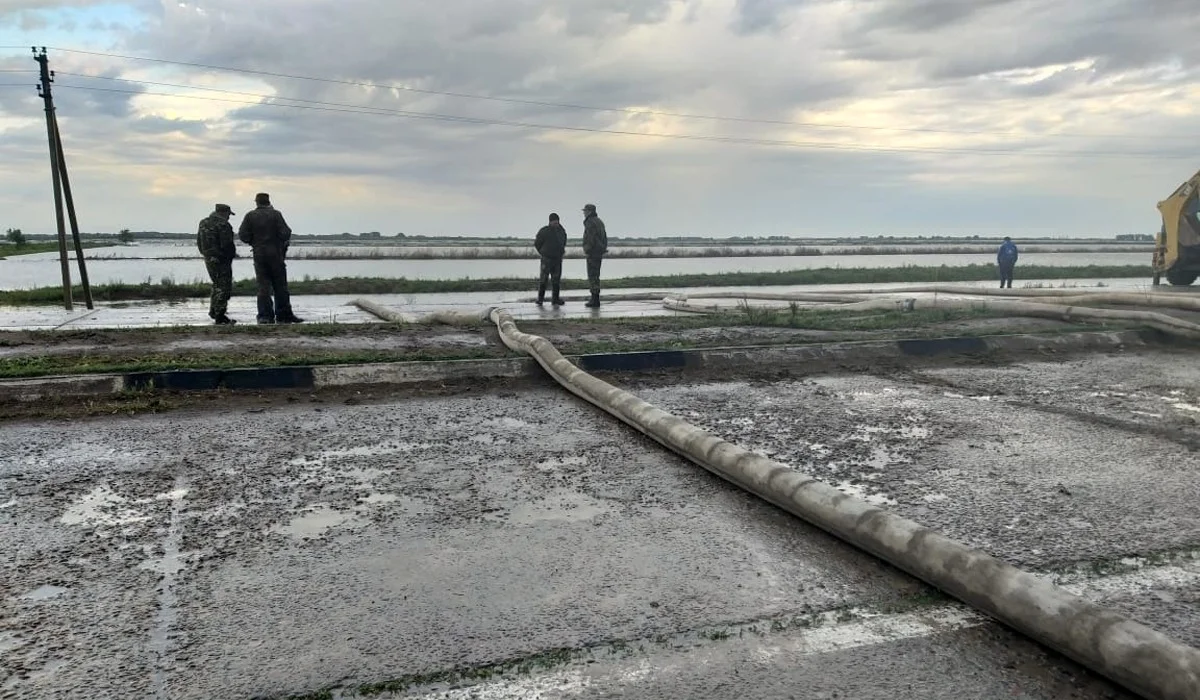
top-left (0, 307), bottom-right (1132, 379)
top-left (0, 242), bottom-right (113, 259)
top-left (0, 264), bottom-right (1153, 305)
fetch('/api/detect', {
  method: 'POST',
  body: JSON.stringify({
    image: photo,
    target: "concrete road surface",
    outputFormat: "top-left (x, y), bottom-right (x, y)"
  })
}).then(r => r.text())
top-left (3, 350), bottom-right (1198, 698)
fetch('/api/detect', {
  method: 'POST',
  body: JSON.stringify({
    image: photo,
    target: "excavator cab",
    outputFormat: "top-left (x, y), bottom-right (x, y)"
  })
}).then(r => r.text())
top-left (1153, 169), bottom-right (1200, 286)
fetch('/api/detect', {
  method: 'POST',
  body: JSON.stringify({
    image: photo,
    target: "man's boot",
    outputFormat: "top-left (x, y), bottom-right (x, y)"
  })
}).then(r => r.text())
top-left (215, 314), bottom-right (237, 326)
top-left (277, 314), bottom-right (305, 324)
top-left (551, 283), bottom-right (564, 306)
top-left (585, 291), bottom-right (600, 308)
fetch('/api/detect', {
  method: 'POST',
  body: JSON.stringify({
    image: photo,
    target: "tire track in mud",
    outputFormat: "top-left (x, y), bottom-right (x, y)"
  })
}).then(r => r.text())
top-left (147, 476), bottom-right (187, 699)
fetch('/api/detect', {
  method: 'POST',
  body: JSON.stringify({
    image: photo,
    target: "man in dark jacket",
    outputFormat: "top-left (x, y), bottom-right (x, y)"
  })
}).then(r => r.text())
top-left (238, 192), bottom-right (303, 324)
top-left (534, 212), bottom-right (568, 306)
top-left (997, 236), bottom-right (1019, 289)
top-left (196, 203), bottom-right (238, 325)
top-left (581, 203), bottom-right (608, 308)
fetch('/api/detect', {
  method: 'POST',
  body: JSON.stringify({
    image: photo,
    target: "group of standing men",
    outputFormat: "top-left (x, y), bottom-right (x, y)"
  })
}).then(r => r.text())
top-left (533, 203), bottom-right (608, 308)
top-left (196, 192), bottom-right (304, 325)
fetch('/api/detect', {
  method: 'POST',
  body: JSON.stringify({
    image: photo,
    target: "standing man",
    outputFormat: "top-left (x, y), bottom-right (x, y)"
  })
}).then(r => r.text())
top-left (997, 236), bottom-right (1019, 289)
top-left (534, 212), bottom-right (568, 306)
top-left (238, 192), bottom-right (304, 324)
top-left (197, 203), bottom-right (239, 325)
top-left (581, 203), bottom-right (608, 308)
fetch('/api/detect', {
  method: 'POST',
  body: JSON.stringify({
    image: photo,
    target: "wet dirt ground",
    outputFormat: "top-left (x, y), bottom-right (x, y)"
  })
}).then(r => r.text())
top-left (0, 315), bottom-right (1073, 362)
top-left (2, 350), bottom-right (1198, 699)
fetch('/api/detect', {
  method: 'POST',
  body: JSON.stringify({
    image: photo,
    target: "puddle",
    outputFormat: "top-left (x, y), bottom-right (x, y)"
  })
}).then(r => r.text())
top-left (20, 584), bottom-right (69, 601)
top-left (849, 388), bottom-right (900, 400)
top-left (1131, 411), bottom-right (1164, 419)
top-left (943, 392), bottom-right (995, 402)
top-left (60, 486), bottom-right (150, 528)
top-left (272, 505), bottom-right (365, 539)
top-left (481, 416), bottom-right (536, 431)
top-left (535, 455), bottom-right (587, 472)
top-left (835, 481), bottom-right (897, 507)
top-left (1161, 396), bottom-right (1200, 413)
top-left (345, 466), bottom-right (386, 486)
top-left (923, 493), bottom-right (950, 503)
top-left (506, 490), bottom-right (613, 525)
top-left (0, 498), bottom-right (15, 509)
top-left (863, 446), bottom-right (901, 469)
top-left (359, 493), bottom-right (399, 505)
top-left (288, 442), bottom-right (436, 466)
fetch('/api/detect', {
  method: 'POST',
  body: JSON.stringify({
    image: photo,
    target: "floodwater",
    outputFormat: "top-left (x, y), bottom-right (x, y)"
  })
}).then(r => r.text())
top-left (0, 243), bottom-right (1148, 290)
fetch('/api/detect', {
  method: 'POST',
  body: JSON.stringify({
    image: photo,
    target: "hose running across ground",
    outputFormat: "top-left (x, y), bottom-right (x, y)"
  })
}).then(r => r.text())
top-left (349, 292), bottom-right (1200, 698)
top-left (662, 290), bottom-right (1200, 343)
top-left (482, 306), bottom-right (1200, 700)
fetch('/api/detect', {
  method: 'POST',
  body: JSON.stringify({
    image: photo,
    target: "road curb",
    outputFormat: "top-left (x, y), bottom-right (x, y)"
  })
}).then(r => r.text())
top-left (0, 329), bottom-right (1159, 401)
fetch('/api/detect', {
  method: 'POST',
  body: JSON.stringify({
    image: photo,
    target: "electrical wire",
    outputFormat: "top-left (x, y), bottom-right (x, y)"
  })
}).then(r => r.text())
top-left (47, 81), bottom-right (1190, 160)
top-left (35, 46), bottom-right (1173, 141)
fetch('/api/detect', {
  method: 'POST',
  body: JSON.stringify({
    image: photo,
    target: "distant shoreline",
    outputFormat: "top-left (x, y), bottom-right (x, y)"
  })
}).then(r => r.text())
top-left (0, 263), bottom-right (1151, 305)
top-left (56, 243), bottom-right (1154, 261)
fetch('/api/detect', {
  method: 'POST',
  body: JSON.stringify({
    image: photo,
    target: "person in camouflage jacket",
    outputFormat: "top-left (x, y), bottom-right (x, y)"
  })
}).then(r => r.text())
top-left (581, 203), bottom-right (607, 308)
top-left (196, 203), bottom-right (238, 325)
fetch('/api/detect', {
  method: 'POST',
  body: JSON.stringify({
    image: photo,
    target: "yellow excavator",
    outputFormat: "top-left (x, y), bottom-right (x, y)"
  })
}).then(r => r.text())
top-left (1153, 169), bottom-right (1200, 286)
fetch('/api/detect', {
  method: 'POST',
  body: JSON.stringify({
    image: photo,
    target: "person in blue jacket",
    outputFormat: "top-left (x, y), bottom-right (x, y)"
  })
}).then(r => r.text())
top-left (997, 236), bottom-right (1019, 289)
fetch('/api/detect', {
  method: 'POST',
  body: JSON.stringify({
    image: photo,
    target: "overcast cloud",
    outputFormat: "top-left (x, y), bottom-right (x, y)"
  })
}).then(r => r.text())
top-left (0, 0), bottom-right (1197, 237)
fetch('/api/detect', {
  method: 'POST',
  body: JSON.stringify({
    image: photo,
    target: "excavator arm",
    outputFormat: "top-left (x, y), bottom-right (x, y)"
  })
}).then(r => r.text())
top-left (1153, 169), bottom-right (1200, 286)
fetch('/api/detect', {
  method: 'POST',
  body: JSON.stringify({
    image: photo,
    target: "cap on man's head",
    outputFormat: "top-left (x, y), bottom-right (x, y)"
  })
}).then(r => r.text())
top-left (1003, 236), bottom-right (1012, 241)
top-left (215, 203), bottom-right (235, 215)
top-left (549, 212), bottom-right (560, 222)
top-left (582, 203), bottom-right (596, 213)
top-left (255, 192), bottom-right (271, 204)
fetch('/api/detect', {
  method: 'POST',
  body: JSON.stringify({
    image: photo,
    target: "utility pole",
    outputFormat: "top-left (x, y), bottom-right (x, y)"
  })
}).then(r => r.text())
top-left (53, 115), bottom-right (93, 309)
top-left (34, 46), bottom-right (72, 311)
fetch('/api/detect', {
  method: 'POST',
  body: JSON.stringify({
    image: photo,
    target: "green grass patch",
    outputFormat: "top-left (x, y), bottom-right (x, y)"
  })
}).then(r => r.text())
top-left (0, 264), bottom-right (1153, 305)
top-left (0, 306), bottom-right (1133, 379)
top-left (0, 242), bottom-right (113, 259)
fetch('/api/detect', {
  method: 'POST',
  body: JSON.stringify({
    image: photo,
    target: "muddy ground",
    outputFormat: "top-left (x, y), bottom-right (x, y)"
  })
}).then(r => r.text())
top-left (0, 316), bottom-right (1077, 358)
top-left (2, 347), bottom-right (1198, 699)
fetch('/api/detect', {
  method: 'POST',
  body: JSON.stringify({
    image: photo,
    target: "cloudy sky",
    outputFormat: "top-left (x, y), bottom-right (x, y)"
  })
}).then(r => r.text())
top-left (1, 0), bottom-right (1197, 238)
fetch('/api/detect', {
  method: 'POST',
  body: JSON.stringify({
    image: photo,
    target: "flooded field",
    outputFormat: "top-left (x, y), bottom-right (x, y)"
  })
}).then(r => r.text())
top-left (0, 246), bottom-right (1148, 290)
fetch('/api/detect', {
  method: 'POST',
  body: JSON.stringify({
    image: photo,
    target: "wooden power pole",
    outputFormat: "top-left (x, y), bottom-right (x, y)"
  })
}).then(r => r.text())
top-left (34, 47), bottom-right (93, 310)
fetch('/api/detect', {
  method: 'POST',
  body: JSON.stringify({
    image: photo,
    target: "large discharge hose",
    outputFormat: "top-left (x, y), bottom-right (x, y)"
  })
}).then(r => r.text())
top-left (663, 293), bottom-right (1200, 340)
top-left (351, 291), bottom-right (1200, 698)
top-left (480, 305), bottom-right (1200, 700)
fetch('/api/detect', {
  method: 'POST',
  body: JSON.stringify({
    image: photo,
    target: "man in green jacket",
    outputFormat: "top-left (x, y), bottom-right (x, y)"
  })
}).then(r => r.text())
top-left (581, 203), bottom-right (608, 308)
top-left (196, 203), bottom-right (238, 325)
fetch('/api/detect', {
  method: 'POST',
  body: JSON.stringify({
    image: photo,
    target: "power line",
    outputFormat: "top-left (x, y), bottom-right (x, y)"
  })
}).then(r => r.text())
top-left (35, 46), bottom-right (1167, 141)
top-left (49, 82), bottom-right (1190, 160)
